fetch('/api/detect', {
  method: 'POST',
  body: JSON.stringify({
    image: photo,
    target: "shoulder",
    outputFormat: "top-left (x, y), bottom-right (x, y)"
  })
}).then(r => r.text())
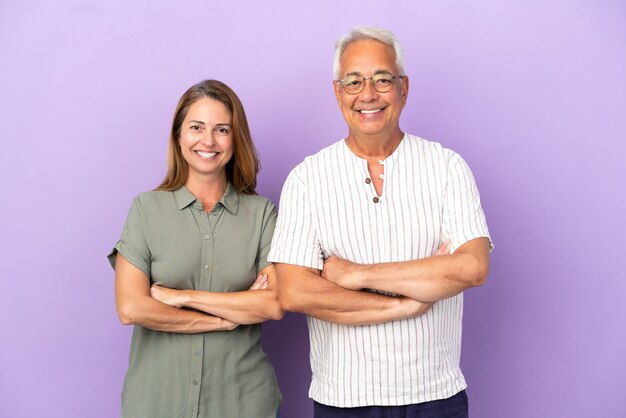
top-left (238, 192), bottom-right (276, 210)
top-left (287, 139), bottom-right (346, 183)
top-left (132, 190), bottom-right (174, 207)
top-left (127, 190), bottom-right (179, 221)
top-left (237, 193), bottom-right (277, 220)
top-left (403, 132), bottom-right (465, 167)
top-left (402, 132), bottom-right (448, 157)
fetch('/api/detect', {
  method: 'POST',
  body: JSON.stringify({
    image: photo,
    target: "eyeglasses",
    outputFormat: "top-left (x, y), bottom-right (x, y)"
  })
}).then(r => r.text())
top-left (336, 73), bottom-right (406, 94)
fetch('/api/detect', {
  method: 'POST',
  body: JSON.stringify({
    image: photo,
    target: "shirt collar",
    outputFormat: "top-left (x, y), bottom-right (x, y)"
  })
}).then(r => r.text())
top-left (173, 183), bottom-right (239, 215)
top-left (219, 182), bottom-right (240, 215)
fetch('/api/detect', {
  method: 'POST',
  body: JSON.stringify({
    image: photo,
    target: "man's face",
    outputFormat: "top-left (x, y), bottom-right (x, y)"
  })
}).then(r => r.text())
top-left (334, 39), bottom-right (408, 140)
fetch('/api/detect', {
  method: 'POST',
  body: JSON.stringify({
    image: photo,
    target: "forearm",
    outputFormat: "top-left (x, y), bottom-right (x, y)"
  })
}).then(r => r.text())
top-left (118, 295), bottom-right (234, 333)
top-left (275, 264), bottom-right (430, 325)
top-left (178, 289), bottom-right (283, 324)
top-left (115, 254), bottom-right (234, 333)
top-left (357, 238), bottom-right (490, 302)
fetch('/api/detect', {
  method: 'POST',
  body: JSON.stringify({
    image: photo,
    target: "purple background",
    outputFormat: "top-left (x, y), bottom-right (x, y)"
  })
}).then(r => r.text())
top-left (1, 1), bottom-right (625, 417)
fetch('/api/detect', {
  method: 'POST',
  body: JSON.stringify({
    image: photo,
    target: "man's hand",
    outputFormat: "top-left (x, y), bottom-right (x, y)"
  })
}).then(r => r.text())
top-left (400, 297), bottom-right (435, 318)
top-left (322, 256), bottom-right (363, 290)
top-left (322, 240), bottom-right (452, 290)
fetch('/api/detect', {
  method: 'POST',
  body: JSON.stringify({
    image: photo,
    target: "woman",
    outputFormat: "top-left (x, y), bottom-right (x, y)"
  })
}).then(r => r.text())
top-left (108, 80), bottom-right (283, 418)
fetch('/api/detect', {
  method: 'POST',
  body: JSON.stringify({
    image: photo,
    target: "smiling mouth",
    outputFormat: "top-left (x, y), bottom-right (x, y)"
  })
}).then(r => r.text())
top-left (357, 107), bottom-right (385, 114)
top-left (195, 151), bottom-right (219, 158)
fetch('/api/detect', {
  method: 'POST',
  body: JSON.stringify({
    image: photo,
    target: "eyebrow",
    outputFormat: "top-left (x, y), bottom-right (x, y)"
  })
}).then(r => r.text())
top-left (188, 121), bottom-right (232, 127)
top-left (344, 70), bottom-right (394, 77)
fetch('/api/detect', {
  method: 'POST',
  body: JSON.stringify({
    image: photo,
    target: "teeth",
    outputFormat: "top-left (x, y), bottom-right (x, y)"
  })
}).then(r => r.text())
top-left (196, 151), bottom-right (217, 158)
top-left (360, 109), bottom-right (382, 114)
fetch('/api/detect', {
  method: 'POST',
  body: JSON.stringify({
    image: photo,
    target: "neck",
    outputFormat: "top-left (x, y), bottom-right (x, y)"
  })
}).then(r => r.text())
top-left (345, 128), bottom-right (404, 159)
top-left (185, 173), bottom-right (228, 211)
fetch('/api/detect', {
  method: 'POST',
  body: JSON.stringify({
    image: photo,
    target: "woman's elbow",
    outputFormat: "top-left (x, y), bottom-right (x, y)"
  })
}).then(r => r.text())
top-left (117, 301), bottom-right (140, 325)
top-left (277, 287), bottom-right (302, 313)
top-left (267, 295), bottom-right (286, 320)
top-left (269, 304), bottom-right (286, 321)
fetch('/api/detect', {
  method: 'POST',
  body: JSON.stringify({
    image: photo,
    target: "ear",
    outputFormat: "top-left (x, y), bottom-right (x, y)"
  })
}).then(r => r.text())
top-left (333, 80), bottom-right (342, 105)
top-left (401, 75), bottom-right (409, 106)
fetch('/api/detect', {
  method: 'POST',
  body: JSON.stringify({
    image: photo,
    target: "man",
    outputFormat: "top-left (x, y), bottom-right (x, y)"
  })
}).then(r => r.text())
top-left (268, 27), bottom-right (492, 418)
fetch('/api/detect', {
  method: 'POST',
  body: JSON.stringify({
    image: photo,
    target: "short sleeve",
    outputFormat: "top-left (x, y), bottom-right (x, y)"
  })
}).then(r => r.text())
top-left (268, 168), bottom-right (324, 270)
top-left (256, 202), bottom-right (278, 273)
top-left (107, 197), bottom-right (151, 277)
top-left (441, 153), bottom-right (493, 252)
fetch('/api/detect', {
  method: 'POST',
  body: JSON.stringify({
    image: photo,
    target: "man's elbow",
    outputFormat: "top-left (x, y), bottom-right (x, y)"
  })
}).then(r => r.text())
top-left (467, 258), bottom-right (489, 287)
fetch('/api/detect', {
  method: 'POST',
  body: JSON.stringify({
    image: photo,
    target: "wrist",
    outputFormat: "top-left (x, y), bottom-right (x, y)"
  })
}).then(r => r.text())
top-left (219, 317), bottom-right (237, 331)
top-left (354, 264), bottom-right (372, 289)
top-left (395, 297), bottom-right (424, 319)
top-left (180, 289), bottom-right (192, 307)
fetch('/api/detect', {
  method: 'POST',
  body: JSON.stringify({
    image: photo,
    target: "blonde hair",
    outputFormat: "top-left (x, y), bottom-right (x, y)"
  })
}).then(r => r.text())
top-left (156, 80), bottom-right (259, 195)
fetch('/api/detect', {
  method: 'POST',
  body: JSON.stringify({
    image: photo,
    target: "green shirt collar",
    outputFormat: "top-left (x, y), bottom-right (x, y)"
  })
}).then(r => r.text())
top-left (173, 183), bottom-right (239, 215)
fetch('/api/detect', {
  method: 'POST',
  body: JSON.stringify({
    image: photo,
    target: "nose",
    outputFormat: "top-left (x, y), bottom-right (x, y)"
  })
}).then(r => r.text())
top-left (199, 131), bottom-right (217, 146)
top-left (358, 78), bottom-right (378, 102)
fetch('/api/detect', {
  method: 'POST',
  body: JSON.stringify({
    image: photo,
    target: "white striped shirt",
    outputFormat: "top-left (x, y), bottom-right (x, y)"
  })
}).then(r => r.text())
top-left (268, 133), bottom-right (491, 407)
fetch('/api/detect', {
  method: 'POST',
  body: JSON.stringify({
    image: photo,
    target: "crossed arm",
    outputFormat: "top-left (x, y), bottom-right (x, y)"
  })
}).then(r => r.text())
top-left (275, 237), bottom-right (490, 325)
top-left (322, 237), bottom-right (491, 303)
top-left (114, 253), bottom-right (284, 333)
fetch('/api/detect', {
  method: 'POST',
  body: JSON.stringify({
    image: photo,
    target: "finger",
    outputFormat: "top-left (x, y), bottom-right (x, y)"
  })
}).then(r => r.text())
top-left (249, 274), bottom-right (268, 290)
top-left (435, 240), bottom-right (451, 255)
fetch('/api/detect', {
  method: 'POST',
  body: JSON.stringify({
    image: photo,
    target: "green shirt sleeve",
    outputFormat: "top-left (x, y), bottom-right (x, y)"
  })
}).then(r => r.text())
top-left (107, 196), bottom-right (151, 277)
top-left (256, 201), bottom-right (277, 274)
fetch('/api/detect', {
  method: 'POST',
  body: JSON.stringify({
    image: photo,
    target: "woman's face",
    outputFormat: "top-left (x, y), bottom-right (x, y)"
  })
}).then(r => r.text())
top-left (179, 98), bottom-right (234, 181)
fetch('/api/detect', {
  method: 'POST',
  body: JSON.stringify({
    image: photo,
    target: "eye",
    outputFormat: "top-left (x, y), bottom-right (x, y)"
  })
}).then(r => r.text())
top-left (190, 124), bottom-right (201, 131)
top-left (343, 76), bottom-right (362, 87)
top-left (216, 127), bottom-right (231, 136)
top-left (375, 76), bottom-right (393, 85)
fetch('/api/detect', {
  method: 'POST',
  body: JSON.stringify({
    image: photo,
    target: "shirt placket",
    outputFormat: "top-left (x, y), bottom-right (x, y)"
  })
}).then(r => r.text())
top-left (378, 159), bottom-right (391, 260)
top-left (186, 202), bottom-right (222, 417)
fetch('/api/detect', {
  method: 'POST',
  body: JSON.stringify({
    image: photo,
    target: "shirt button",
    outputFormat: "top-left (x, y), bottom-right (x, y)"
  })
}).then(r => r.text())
top-left (194, 349), bottom-right (201, 356)
top-left (211, 212), bottom-right (218, 216)
top-left (203, 265), bottom-right (209, 270)
top-left (192, 380), bottom-right (198, 386)
top-left (204, 235), bottom-right (210, 240)
top-left (365, 178), bottom-right (371, 184)
top-left (373, 197), bottom-right (380, 203)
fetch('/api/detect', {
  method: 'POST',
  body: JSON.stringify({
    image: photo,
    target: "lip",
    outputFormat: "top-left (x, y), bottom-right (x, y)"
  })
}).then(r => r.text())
top-left (354, 106), bottom-right (386, 119)
top-left (357, 107), bottom-right (384, 114)
top-left (194, 150), bottom-right (220, 159)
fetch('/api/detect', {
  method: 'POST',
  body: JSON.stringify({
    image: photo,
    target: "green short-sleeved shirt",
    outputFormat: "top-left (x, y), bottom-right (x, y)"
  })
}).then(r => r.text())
top-left (108, 184), bottom-right (282, 418)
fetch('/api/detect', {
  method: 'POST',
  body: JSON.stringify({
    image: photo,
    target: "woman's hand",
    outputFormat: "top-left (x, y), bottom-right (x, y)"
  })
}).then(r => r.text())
top-left (150, 285), bottom-right (188, 308)
top-left (151, 273), bottom-right (267, 309)
top-left (435, 240), bottom-right (452, 256)
top-left (248, 273), bottom-right (269, 290)
top-left (218, 318), bottom-right (240, 331)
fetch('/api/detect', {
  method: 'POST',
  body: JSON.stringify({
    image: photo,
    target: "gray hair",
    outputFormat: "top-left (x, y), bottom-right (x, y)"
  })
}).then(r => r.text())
top-left (333, 27), bottom-right (405, 79)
